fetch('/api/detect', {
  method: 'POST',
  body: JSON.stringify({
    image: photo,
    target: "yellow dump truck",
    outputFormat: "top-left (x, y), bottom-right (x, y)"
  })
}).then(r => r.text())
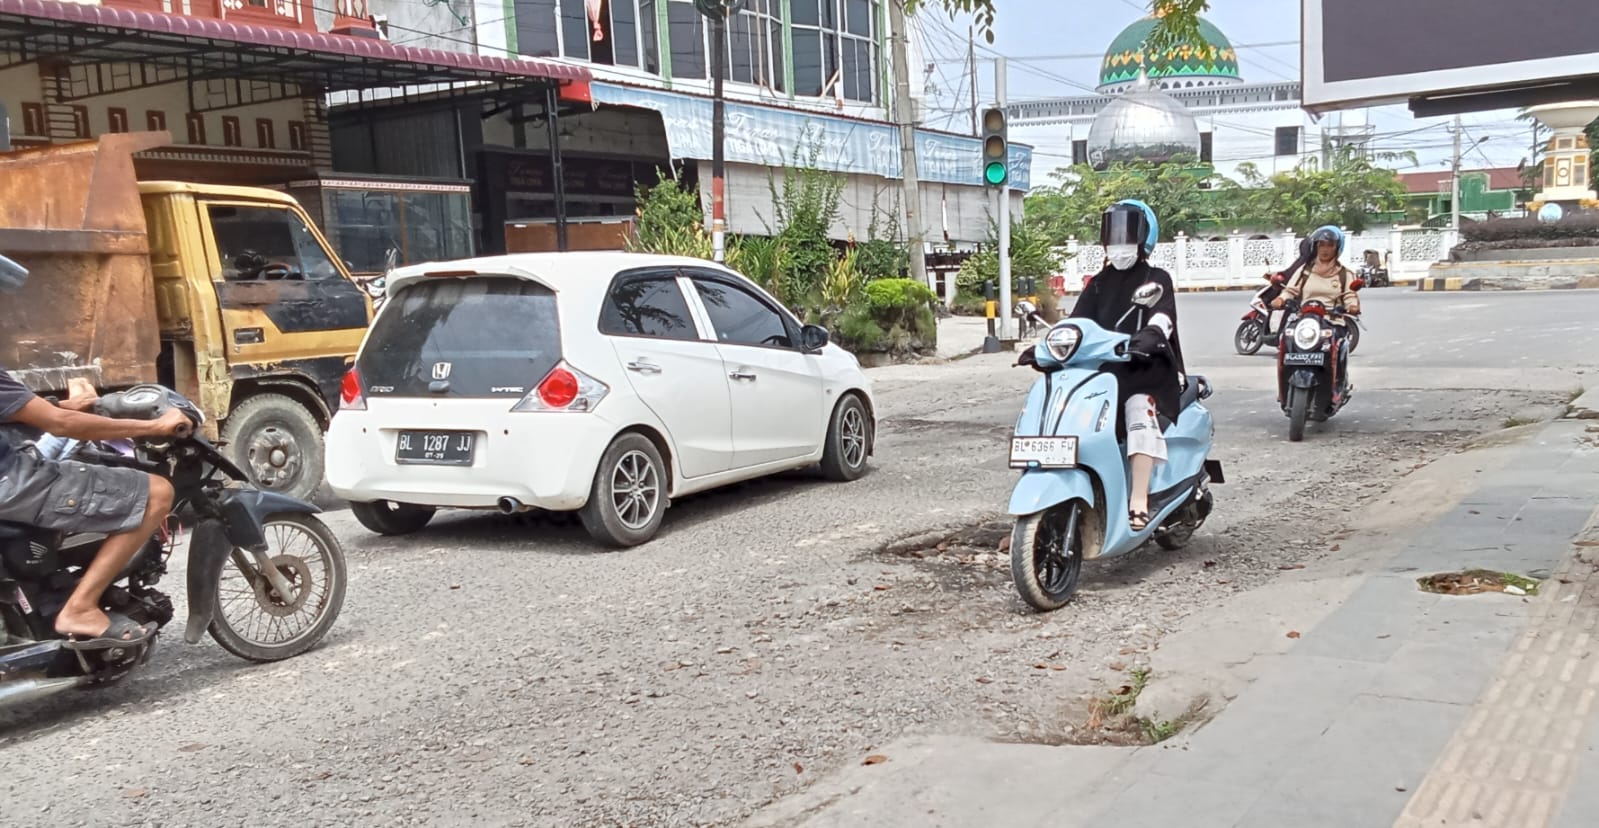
top-left (0, 132), bottom-right (373, 500)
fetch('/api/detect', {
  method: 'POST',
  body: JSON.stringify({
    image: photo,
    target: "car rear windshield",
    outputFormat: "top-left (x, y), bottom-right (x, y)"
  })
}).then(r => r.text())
top-left (358, 277), bottom-right (560, 398)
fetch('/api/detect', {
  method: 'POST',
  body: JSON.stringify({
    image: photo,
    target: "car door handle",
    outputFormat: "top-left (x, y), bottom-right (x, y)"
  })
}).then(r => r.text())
top-left (730, 370), bottom-right (757, 381)
top-left (626, 360), bottom-right (662, 375)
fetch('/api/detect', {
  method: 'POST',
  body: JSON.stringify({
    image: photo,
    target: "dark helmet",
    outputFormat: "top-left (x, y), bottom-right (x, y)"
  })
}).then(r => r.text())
top-left (1309, 225), bottom-right (1345, 256)
top-left (1100, 199), bottom-right (1159, 255)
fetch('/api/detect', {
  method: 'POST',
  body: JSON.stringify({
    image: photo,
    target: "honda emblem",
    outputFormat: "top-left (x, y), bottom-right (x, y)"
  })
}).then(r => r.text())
top-left (432, 361), bottom-right (452, 380)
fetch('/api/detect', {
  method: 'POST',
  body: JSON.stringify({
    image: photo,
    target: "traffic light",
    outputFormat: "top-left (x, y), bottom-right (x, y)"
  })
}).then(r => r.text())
top-left (981, 106), bottom-right (1008, 188)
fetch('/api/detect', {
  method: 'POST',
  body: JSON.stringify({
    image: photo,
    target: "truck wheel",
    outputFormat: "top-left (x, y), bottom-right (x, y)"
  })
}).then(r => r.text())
top-left (222, 394), bottom-right (325, 502)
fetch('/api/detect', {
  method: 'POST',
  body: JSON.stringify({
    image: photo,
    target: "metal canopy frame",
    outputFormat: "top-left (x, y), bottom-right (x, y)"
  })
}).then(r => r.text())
top-left (0, 0), bottom-right (589, 113)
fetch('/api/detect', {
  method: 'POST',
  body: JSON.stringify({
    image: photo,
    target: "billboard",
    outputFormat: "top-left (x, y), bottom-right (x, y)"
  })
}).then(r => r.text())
top-left (1302, 0), bottom-right (1599, 115)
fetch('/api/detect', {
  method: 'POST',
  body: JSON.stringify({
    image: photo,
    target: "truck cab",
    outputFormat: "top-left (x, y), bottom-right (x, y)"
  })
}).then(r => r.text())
top-left (142, 182), bottom-right (372, 498)
top-left (0, 133), bottom-right (372, 501)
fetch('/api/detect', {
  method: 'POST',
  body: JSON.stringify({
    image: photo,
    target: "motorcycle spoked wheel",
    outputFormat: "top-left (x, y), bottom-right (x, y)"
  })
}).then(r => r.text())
top-left (207, 513), bottom-right (348, 663)
top-left (1011, 501), bottom-right (1086, 612)
top-left (1233, 319), bottom-right (1266, 355)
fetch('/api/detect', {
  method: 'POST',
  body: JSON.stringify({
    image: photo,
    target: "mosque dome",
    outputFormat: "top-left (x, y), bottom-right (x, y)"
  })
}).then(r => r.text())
top-left (1085, 74), bottom-right (1202, 169)
top-left (1098, 13), bottom-right (1243, 94)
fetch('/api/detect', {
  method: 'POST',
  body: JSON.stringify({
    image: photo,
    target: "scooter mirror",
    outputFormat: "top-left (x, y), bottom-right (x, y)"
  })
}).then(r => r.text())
top-left (1013, 300), bottom-right (1037, 318)
top-left (1349, 278), bottom-right (1366, 291)
top-left (0, 253), bottom-right (27, 293)
top-left (1132, 282), bottom-right (1164, 308)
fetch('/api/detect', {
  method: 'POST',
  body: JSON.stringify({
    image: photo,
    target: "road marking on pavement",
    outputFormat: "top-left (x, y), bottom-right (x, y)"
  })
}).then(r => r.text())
top-left (1394, 516), bottom-right (1599, 828)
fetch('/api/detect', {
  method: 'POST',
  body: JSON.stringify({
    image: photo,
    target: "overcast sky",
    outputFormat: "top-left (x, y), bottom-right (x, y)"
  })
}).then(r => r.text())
top-left (911, 0), bottom-right (1534, 174)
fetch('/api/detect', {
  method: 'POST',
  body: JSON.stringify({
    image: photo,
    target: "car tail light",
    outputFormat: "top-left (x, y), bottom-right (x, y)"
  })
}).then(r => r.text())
top-left (339, 368), bottom-right (366, 411)
top-left (512, 362), bottom-right (609, 413)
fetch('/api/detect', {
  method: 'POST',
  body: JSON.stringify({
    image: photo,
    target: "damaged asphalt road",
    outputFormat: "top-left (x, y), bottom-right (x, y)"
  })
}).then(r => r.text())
top-left (1, 291), bottom-right (1595, 827)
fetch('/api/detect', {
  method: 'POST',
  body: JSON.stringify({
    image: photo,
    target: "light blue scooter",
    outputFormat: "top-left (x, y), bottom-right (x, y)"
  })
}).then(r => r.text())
top-left (1007, 284), bottom-right (1225, 612)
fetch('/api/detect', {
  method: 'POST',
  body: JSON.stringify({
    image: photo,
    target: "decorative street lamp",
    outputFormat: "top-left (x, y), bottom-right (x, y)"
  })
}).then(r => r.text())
top-left (695, 0), bottom-right (744, 262)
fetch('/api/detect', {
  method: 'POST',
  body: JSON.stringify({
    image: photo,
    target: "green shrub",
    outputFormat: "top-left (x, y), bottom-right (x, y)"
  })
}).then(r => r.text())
top-left (855, 238), bottom-right (908, 281)
top-left (628, 175), bottom-right (711, 258)
top-left (827, 277), bottom-right (936, 355)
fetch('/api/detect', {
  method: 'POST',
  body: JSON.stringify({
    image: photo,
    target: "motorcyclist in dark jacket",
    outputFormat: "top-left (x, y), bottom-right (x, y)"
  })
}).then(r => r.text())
top-left (1069, 200), bottom-right (1185, 531)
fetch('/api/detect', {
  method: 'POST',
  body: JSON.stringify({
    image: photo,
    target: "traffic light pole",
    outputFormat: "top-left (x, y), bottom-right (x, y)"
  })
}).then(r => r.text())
top-left (995, 57), bottom-right (1012, 344)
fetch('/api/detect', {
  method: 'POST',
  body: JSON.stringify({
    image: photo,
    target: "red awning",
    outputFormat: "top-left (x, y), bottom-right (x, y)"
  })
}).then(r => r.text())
top-left (0, 0), bottom-right (589, 93)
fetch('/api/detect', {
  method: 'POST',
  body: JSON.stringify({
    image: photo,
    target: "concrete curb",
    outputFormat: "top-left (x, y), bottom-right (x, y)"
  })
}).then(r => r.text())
top-left (1417, 276), bottom-right (1599, 292)
top-left (1570, 388), bottom-right (1599, 420)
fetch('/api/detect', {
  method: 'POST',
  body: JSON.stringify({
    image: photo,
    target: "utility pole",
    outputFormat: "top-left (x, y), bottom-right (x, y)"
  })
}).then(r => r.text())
top-left (888, 0), bottom-right (928, 288)
top-left (995, 56), bottom-right (1011, 343)
top-left (697, 0), bottom-right (738, 262)
top-left (968, 26), bottom-right (978, 136)
top-left (1450, 114), bottom-right (1462, 236)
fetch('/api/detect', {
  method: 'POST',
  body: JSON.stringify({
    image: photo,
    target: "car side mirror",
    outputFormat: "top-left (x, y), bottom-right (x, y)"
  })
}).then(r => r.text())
top-left (800, 324), bottom-right (830, 353)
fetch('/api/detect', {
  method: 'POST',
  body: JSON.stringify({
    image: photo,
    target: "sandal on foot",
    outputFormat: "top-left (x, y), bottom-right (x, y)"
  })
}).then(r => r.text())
top-left (61, 613), bottom-right (155, 651)
top-left (1129, 511), bottom-right (1152, 532)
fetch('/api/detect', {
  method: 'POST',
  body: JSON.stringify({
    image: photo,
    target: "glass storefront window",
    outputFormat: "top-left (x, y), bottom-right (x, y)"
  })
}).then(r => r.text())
top-left (324, 188), bottom-right (473, 274)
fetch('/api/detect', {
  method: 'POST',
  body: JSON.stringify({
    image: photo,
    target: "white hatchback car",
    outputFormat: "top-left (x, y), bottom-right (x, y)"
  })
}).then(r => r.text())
top-left (325, 252), bottom-right (876, 547)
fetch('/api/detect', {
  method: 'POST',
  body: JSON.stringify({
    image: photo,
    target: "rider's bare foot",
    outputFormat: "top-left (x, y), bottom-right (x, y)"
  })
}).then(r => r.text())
top-left (53, 606), bottom-right (138, 641)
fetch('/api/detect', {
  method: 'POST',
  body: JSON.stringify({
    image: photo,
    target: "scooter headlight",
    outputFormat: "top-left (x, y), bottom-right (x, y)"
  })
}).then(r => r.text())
top-left (1292, 318), bottom-right (1322, 350)
top-left (1044, 324), bottom-right (1082, 363)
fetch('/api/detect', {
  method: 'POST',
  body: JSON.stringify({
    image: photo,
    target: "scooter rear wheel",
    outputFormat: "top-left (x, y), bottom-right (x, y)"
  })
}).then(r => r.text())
top-left (1233, 319), bottom-right (1265, 356)
top-left (1011, 502), bottom-right (1085, 612)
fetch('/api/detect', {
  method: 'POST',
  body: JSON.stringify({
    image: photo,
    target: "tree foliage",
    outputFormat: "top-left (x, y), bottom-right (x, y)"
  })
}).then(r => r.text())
top-left (1025, 158), bottom-right (1213, 245)
top-left (1229, 146), bottom-right (1413, 232)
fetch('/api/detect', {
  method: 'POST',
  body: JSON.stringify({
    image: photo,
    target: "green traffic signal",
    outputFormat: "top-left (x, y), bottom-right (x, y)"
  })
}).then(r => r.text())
top-left (984, 161), bottom-right (1008, 186)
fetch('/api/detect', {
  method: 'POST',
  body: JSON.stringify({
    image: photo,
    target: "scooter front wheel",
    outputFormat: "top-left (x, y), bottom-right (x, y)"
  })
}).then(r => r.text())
top-left (1011, 502), bottom-right (1085, 612)
top-left (1233, 319), bottom-right (1265, 355)
top-left (1288, 386), bottom-right (1310, 442)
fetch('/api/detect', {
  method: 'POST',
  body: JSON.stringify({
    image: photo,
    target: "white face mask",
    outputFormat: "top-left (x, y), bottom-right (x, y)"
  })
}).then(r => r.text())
top-left (1106, 244), bottom-right (1139, 271)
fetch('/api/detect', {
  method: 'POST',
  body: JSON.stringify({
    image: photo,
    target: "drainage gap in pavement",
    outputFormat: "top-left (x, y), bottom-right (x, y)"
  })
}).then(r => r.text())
top-left (1418, 569), bottom-right (1541, 597)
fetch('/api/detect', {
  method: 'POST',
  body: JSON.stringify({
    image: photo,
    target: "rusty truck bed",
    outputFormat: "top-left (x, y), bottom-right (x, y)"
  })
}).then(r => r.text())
top-left (0, 133), bottom-right (169, 392)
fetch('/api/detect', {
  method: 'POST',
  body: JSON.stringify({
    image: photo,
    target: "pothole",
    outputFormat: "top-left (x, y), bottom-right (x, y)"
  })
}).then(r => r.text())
top-left (993, 670), bottom-right (1207, 748)
top-left (1418, 569), bottom-right (1541, 596)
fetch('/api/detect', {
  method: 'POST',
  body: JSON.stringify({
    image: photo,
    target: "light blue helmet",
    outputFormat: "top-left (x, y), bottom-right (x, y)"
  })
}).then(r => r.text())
top-left (1106, 199), bottom-right (1157, 255)
top-left (1309, 225), bottom-right (1345, 256)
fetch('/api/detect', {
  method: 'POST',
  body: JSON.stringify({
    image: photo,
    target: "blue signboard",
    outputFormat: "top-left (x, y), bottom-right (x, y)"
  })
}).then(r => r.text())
top-left (590, 82), bottom-right (1033, 192)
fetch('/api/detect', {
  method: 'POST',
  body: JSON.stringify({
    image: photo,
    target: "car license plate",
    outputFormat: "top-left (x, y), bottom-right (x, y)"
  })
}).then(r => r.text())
top-left (1010, 436), bottom-right (1078, 469)
top-left (396, 431), bottom-right (476, 466)
top-left (1283, 352), bottom-right (1326, 366)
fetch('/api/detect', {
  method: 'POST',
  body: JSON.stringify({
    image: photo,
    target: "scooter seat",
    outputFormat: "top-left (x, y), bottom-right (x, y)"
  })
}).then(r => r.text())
top-left (0, 521), bottom-right (34, 540)
top-left (1158, 375), bottom-right (1210, 432)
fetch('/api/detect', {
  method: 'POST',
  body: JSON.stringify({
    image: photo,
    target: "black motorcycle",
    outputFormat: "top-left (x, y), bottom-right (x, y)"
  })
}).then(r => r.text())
top-left (1276, 301), bottom-right (1360, 442)
top-left (0, 384), bottom-right (347, 709)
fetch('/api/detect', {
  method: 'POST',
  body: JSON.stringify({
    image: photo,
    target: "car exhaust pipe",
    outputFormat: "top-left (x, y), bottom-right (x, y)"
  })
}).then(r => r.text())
top-left (497, 497), bottom-right (525, 514)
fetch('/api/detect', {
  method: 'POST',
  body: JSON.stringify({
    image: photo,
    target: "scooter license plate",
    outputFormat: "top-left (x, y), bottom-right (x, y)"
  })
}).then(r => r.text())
top-left (1010, 436), bottom-right (1078, 469)
top-left (1283, 352), bottom-right (1326, 366)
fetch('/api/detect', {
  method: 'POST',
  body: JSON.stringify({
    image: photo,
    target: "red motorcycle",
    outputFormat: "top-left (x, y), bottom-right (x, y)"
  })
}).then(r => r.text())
top-left (1235, 270), bottom-right (1366, 356)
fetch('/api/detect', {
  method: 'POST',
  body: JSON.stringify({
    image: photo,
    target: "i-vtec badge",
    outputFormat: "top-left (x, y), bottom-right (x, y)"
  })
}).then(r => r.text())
top-left (432, 361), bottom-right (452, 380)
top-left (492, 386), bottom-right (527, 394)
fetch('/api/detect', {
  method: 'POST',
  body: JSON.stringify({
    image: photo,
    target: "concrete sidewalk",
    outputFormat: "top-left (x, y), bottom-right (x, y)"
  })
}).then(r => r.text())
top-left (745, 420), bottom-right (1599, 828)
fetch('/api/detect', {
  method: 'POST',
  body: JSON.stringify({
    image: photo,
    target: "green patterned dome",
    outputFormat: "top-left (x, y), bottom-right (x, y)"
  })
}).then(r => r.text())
top-left (1098, 15), bottom-right (1242, 93)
